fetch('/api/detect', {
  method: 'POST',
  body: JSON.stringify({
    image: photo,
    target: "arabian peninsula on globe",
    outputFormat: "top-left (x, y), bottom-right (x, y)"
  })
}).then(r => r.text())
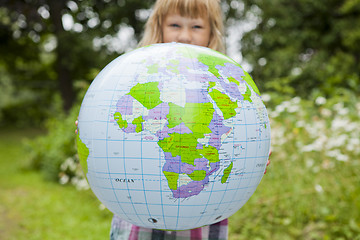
top-left (77, 43), bottom-right (271, 230)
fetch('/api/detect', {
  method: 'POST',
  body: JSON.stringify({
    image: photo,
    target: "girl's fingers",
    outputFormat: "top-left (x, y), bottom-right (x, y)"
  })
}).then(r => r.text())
top-left (75, 119), bottom-right (78, 134)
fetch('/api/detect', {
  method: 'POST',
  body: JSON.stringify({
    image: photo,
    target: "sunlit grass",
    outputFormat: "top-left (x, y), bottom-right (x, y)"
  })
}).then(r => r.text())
top-left (0, 129), bottom-right (113, 240)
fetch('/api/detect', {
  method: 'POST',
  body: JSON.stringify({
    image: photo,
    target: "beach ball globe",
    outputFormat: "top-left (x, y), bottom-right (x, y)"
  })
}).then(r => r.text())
top-left (77, 43), bottom-right (271, 230)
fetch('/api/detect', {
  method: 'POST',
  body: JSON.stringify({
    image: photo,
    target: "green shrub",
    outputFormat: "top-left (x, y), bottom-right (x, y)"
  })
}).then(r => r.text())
top-left (229, 90), bottom-right (360, 239)
top-left (26, 104), bottom-right (87, 186)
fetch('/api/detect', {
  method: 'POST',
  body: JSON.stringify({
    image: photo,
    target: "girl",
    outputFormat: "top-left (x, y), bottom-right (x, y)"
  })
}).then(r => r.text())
top-left (138, 0), bottom-right (225, 53)
top-left (75, 0), bottom-right (270, 238)
top-left (110, 0), bottom-right (230, 239)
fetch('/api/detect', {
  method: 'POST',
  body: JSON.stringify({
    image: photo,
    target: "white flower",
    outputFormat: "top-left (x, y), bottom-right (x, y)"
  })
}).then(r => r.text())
top-left (71, 177), bottom-right (90, 190)
top-left (347, 138), bottom-right (360, 153)
top-left (331, 117), bottom-right (349, 131)
top-left (338, 107), bottom-right (349, 116)
top-left (333, 102), bottom-right (344, 111)
top-left (261, 93), bottom-right (271, 102)
top-left (315, 184), bottom-right (323, 193)
top-left (59, 174), bottom-right (70, 185)
top-left (287, 104), bottom-right (300, 113)
top-left (326, 149), bottom-right (349, 162)
top-left (302, 134), bottom-right (328, 152)
top-left (99, 203), bottom-right (106, 211)
top-left (344, 122), bottom-right (358, 132)
top-left (315, 96), bottom-right (326, 105)
top-left (305, 159), bottom-right (314, 168)
top-left (296, 120), bottom-right (306, 128)
top-left (60, 157), bottom-right (77, 172)
top-left (333, 102), bottom-right (349, 115)
top-left (275, 104), bottom-right (286, 114)
top-left (326, 134), bottom-right (347, 149)
top-left (291, 96), bottom-right (301, 104)
top-left (320, 108), bottom-right (332, 117)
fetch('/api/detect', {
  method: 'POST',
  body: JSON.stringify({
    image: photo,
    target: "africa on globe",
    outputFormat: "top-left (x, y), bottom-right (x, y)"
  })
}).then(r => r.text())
top-left (76, 43), bottom-right (271, 230)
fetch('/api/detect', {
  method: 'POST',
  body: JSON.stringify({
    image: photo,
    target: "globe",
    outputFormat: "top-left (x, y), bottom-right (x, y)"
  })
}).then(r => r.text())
top-left (77, 42), bottom-right (271, 231)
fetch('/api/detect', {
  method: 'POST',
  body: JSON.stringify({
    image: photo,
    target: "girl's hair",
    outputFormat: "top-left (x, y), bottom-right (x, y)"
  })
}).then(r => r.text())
top-left (138, 0), bottom-right (225, 53)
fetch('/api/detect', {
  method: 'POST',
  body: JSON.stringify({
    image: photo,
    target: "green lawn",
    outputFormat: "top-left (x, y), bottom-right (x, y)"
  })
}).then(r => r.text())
top-left (0, 129), bottom-right (113, 240)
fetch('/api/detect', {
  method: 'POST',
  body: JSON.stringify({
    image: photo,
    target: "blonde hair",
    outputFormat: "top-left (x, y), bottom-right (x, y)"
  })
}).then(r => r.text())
top-left (138, 0), bottom-right (225, 53)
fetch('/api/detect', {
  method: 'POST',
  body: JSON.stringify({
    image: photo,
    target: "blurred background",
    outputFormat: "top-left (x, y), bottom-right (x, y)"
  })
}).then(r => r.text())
top-left (0, 0), bottom-right (359, 239)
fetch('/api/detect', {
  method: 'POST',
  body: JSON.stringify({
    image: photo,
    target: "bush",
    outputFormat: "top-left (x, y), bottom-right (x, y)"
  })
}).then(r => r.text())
top-left (229, 90), bottom-right (360, 239)
top-left (26, 104), bottom-right (88, 189)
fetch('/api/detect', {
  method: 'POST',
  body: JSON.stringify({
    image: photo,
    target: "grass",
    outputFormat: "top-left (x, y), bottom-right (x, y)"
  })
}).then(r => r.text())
top-left (0, 128), bottom-right (113, 240)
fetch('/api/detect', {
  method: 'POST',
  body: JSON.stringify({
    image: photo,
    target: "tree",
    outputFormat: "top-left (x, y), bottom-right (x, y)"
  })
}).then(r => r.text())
top-left (238, 0), bottom-right (360, 97)
top-left (0, 0), bottom-right (153, 116)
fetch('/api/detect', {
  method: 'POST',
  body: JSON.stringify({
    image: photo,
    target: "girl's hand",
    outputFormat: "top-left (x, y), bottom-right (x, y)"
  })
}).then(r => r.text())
top-left (264, 150), bottom-right (272, 174)
top-left (75, 119), bottom-right (78, 134)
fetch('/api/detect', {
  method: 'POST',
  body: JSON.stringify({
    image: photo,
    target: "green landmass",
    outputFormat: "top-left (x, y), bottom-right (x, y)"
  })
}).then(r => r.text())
top-left (242, 71), bottom-right (260, 96)
top-left (163, 171), bottom-right (179, 190)
top-left (132, 116), bottom-right (144, 133)
top-left (209, 89), bottom-right (237, 119)
top-left (147, 63), bottom-right (159, 74)
top-left (198, 145), bottom-right (219, 164)
top-left (128, 82), bottom-right (163, 110)
top-left (177, 46), bottom-right (261, 96)
top-left (208, 81), bottom-right (216, 91)
top-left (182, 102), bottom-right (214, 135)
top-left (158, 132), bottom-right (220, 167)
top-left (167, 60), bottom-right (180, 74)
top-left (242, 85), bottom-right (252, 103)
top-left (114, 112), bottom-right (128, 129)
top-left (158, 133), bottom-right (201, 166)
top-left (177, 46), bottom-right (230, 79)
top-left (161, 101), bottom-right (220, 166)
top-left (76, 132), bottom-right (89, 175)
top-left (187, 170), bottom-right (206, 181)
top-left (170, 59), bottom-right (179, 65)
top-left (228, 77), bottom-right (240, 86)
top-left (197, 53), bottom-right (229, 78)
top-left (221, 162), bottom-right (233, 184)
top-left (166, 102), bottom-right (185, 129)
top-left (166, 102), bottom-right (214, 137)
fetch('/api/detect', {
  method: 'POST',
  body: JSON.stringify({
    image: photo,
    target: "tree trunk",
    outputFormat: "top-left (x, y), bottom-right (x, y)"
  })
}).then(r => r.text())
top-left (48, 1), bottom-right (75, 112)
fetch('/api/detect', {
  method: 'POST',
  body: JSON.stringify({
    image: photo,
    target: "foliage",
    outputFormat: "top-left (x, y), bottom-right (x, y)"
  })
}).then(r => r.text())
top-left (238, 0), bottom-right (360, 98)
top-left (0, 0), bottom-right (153, 125)
top-left (26, 104), bottom-right (82, 182)
top-left (229, 91), bottom-right (360, 239)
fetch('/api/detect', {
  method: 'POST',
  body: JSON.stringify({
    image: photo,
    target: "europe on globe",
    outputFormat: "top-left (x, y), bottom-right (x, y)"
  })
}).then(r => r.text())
top-left (77, 42), bottom-right (271, 230)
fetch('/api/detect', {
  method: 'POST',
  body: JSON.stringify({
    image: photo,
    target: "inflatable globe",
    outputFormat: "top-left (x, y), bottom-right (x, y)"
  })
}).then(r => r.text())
top-left (77, 43), bottom-right (271, 230)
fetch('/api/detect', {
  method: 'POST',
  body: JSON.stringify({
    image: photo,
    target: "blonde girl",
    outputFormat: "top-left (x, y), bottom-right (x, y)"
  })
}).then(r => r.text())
top-left (111, 1), bottom-right (229, 239)
top-left (139, 0), bottom-right (225, 53)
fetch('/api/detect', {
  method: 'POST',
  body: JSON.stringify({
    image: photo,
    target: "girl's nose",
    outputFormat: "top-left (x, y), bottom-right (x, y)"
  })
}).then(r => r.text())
top-left (178, 28), bottom-right (191, 44)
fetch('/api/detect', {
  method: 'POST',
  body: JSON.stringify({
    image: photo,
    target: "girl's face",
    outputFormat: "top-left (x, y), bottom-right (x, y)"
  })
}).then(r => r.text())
top-left (162, 13), bottom-right (211, 47)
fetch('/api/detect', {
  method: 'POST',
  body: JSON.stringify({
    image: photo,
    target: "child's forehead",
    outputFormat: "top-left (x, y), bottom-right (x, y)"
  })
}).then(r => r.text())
top-left (165, 9), bottom-right (208, 19)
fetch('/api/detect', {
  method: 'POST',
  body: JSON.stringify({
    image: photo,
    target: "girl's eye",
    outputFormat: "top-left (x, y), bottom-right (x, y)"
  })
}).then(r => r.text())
top-left (170, 24), bottom-right (180, 28)
top-left (192, 25), bottom-right (203, 29)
